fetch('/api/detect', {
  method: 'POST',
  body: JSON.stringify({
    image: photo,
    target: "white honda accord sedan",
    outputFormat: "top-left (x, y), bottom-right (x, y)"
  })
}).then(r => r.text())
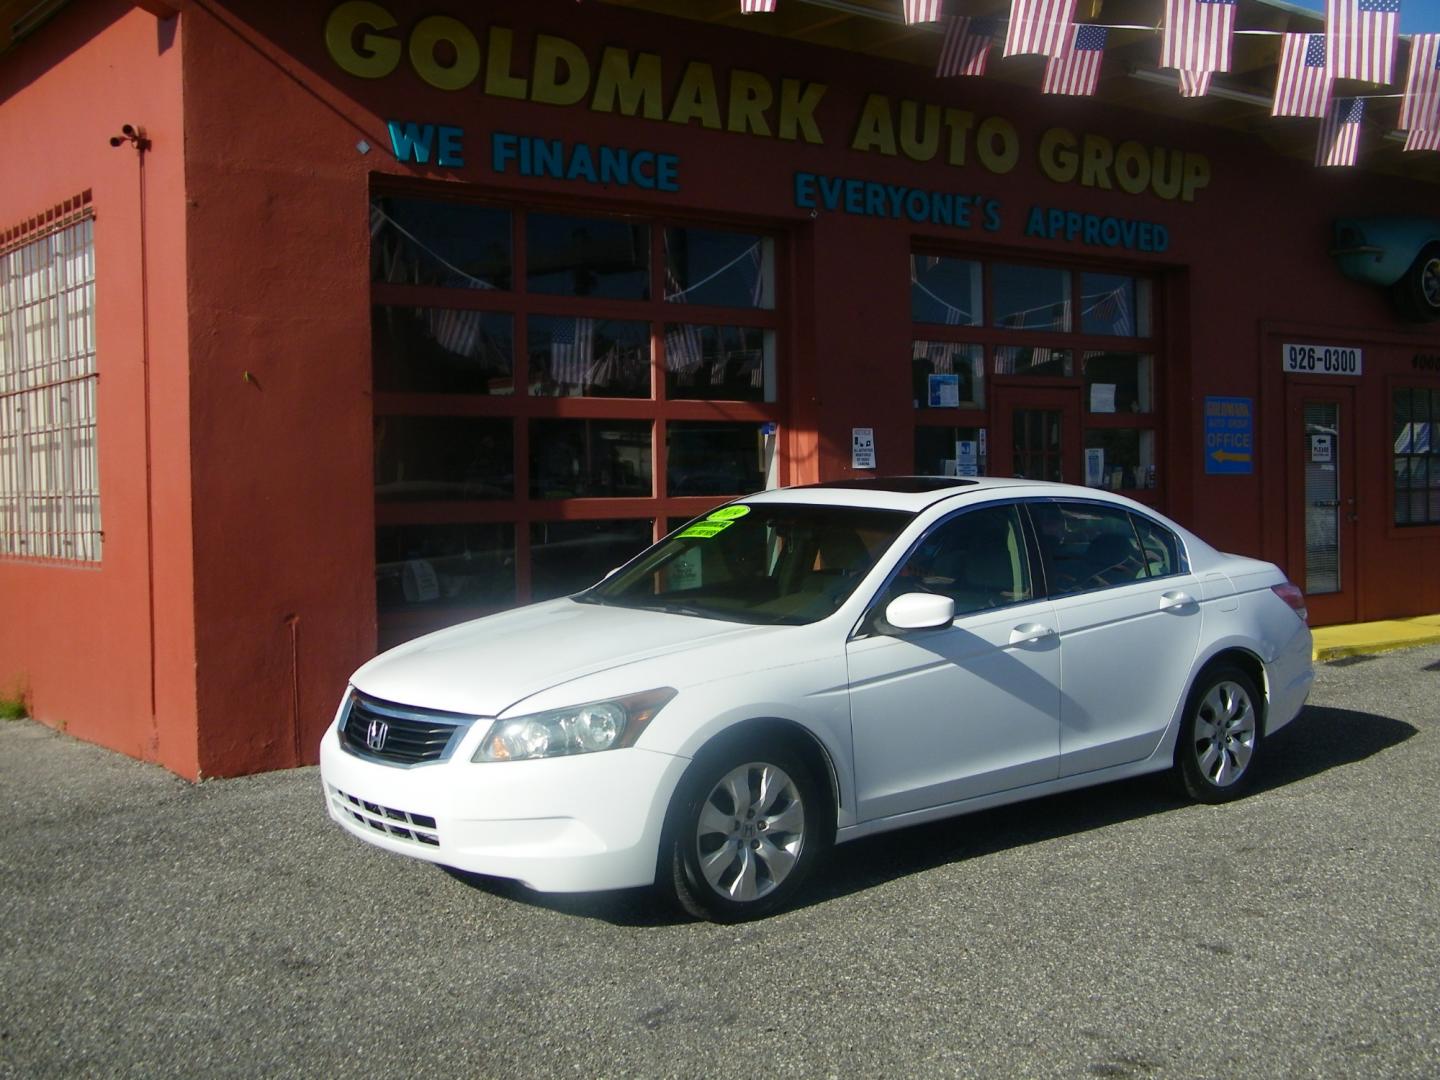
top-left (321, 478), bottom-right (1313, 921)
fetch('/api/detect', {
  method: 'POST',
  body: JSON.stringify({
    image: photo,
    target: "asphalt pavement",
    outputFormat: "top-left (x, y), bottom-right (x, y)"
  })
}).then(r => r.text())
top-left (2, 645), bottom-right (1438, 1079)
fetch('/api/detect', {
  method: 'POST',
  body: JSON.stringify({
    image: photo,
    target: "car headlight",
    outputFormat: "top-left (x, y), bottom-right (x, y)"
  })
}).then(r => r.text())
top-left (473, 688), bottom-right (677, 762)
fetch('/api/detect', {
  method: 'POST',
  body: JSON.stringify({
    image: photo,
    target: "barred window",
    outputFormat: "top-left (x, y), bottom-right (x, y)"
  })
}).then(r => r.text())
top-left (0, 204), bottom-right (100, 562)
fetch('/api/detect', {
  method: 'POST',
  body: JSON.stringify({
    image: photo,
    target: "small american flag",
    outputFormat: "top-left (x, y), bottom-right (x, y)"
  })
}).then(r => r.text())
top-left (1161, 0), bottom-right (1236, 74)
top-left (1178, 70), bottom-right (1213, 97)
top-left (1043, 25), bottom-right (1107, 96)
top-left (937, 16), bottom-right (998, 77)
top-left (1326, 0), bottom-right (1400, 84)
top-left (548, 316), bottom-right (595, 388)
top-left (903, 0), bottom-right (943, 24)
top-left (1273, 34), bottom-right (1332, 118)
top-left (1399, 34), bottom-right (1440, 132)
top-left (1404, 127), bottom-right (1440, 151)
top-left (427, 308), bottom-right (485, 357)
top-left (1316, 97), bottom-right (1365, 167)
top-left (1004, 0), bottom-right (1075, 59)
top-left (665, 324), bottom-right (705, 377)
top-left (740, 0), bottom-right (776, 12)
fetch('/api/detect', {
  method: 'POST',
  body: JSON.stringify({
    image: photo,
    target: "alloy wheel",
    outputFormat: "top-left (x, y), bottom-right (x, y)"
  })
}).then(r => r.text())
top-left (693, 762), bottom-right (806, 903)
top-left (1192, 680), bottom-right (1257, 787)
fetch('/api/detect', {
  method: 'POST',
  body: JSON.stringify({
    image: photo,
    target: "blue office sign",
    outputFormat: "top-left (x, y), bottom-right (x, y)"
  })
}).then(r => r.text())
top-left (1204, 396), bottom-right (1253, 475)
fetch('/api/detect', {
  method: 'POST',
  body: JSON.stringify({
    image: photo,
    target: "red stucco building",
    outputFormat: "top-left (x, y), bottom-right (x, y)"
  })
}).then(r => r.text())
top-left (2, 0), bottom-right (1437, 779)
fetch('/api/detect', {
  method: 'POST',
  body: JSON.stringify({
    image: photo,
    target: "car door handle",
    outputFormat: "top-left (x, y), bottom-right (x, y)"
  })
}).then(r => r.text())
top-left (1159, 590), bottom-right (1196, 611)
top-left (1009, 623), bottom-right (1057, 644)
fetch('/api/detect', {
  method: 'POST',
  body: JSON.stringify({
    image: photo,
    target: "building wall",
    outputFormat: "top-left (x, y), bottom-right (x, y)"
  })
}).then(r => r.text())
top-left (6, 0), bottom-right (1438, 777)
top-left (0, 3), bottom-right (197, 774)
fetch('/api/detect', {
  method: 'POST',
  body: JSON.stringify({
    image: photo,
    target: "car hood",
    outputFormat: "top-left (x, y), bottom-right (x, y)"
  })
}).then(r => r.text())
top-left (350, 598), bottom-right (765, 717)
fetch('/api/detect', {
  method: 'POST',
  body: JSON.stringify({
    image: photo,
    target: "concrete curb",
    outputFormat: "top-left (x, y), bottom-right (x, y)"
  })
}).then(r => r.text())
top-left (1311, 615), bottom-right (1440, 662)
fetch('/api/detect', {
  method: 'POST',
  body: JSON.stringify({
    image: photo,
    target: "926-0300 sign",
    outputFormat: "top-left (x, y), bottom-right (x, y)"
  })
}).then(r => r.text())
top-left (1282, 343), bottom-right (1362, 375)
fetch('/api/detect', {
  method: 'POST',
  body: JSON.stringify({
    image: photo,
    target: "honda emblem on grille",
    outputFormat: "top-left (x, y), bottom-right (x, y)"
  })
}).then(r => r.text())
top-left (365, 718), bottom-right (389, 752)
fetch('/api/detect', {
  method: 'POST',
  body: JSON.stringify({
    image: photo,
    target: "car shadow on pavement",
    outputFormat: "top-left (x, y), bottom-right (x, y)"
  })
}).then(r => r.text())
top-left (441, 704), bottom-right (1414, 926)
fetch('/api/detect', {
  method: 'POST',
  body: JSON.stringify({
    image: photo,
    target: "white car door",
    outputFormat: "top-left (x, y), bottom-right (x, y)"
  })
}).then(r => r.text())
top-left (845, 504), bottom-right (1062, 822)
top-left (1029, 501), bottom-right (1204, 777)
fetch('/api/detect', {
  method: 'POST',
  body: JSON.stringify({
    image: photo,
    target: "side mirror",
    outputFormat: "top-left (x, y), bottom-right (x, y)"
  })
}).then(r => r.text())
top-left (884, 592), bottom-right (955, 630)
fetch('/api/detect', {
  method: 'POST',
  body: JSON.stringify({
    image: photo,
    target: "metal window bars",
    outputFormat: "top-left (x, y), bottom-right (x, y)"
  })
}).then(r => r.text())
top-left (0, 211), bottom-right (100, 562)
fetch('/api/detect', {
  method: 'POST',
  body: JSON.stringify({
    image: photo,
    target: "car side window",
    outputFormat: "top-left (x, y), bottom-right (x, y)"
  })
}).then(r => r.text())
top-left (1129, 513), bottom-right (1187, 578)
top-left (890, 505), bottom-right (1034, 617)
top-left (1029, 501), bottom-right (1148, 598)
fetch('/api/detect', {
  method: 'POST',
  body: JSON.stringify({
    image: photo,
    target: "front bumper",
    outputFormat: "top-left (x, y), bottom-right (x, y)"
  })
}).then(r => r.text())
top-left (319, 723), bottom-right (689, 892)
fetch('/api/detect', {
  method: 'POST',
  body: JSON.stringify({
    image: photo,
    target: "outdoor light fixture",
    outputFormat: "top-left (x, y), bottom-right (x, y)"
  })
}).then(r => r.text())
top-left (109, 124), bottom-right (151, 151)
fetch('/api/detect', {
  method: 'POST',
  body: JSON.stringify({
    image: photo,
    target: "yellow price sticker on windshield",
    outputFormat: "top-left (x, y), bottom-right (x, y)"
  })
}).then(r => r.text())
top-left (706, 505), bottom-right (750, 521)
top-left (678, 521), bottom-right (734, 540)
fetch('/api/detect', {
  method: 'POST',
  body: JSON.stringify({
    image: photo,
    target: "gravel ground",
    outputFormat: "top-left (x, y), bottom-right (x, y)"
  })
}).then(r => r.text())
top-left (2, 645), bottom-right (1437, 1079)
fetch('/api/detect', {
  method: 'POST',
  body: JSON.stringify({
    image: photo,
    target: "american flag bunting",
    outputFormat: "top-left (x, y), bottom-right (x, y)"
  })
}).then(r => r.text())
top-left (1004, 0), bottom-right (1075, 59)
top-left (1043, 25), bottom-right (1107, 96)
top-left (548, 316), bottom-right (595, 388)
top-left (1404, 127), bottom-right (1440, 151)
top-left (1161, 0), bottom-right (1236, 74)
top-left (1399, 34), bottom-right (1440, 132)
top-left (1273, 34), bottom-right (1332, 117)
top-left (903, 0), bottom-right (943, 24)
top-left (739, 0), bottom-right (776, 13)
top-left (937, 16), bottom-right (998, 78)
top-left (1316, 97), bottom-right (1365, 167)
top-left (1325, 0), bottom-right (1400, 84)
top-left (1178, 70), bottom-right (1213, 97)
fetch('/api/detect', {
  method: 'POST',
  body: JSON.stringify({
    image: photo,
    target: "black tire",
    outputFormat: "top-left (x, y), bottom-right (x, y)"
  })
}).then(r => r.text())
top-left (1390, 242), bottom-right (1440, 322)
top-left (1174, 664), bottom-right (1263, 804)
top-left (664, 737), bottom-right (832, 922)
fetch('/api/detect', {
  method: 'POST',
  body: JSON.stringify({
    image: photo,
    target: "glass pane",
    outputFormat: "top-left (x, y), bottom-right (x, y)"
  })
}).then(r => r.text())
top-left (1013, 409), bottom-right (1063, 482)
top-left (1080, 273), bottom-right (1151, 337)
top-left (1393, 387), bottom-right (1440, 527)
top-left (526, 214), bottom-right (649, 299)
top-left (373, 306), bottom-right (513, 395)
top-left (527, 315), bottom-right (650, 398)
top-left (1130, 514), bottom-right (1186, 577)
top-left (995, 346), bottom-right (1073, 377)
top-left (911, 255), bottom-right (982, 326)
top-left (530, 519), bottom-right (655, 600)
top-left (892, 505), bottom-right (1033, 616)
top-left (376, 523), bottom-right (516, 612)
top-left (667, 422), bottom-right (766, 497)
top-left (529, 419), bottom-right (652, 498)
top-left (370, 197), bottom-right (511, 289)
top-left (1304, 403), bottom-right (1340, 593)
top-left (664, 324), bottom-right (771, 402)
top-left (664, 228), bottom-right (773, 309)
top-left (1029, 502), bottom-right (1147, 596)
top-left (374, 417), bottom-right (513, 501)
top-left (1084, 351), bottom-right (1152, 413)
top-left (912, 341), bottom-right (983, 408)
top-left (915, 426), bottom-right (985, 477)
top-left (1084, 429), bottom-right (1155, 490)
top-left (992, 264), bottom-right (1071, 331)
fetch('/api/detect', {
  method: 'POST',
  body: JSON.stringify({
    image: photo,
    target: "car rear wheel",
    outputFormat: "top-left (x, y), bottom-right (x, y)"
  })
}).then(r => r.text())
top-left (1391, 242), bottom-right (1440, 322)
top-left (1175, 665), bottom-right (1262, 803)
top-left (665, 739), bottom-right (831, 922)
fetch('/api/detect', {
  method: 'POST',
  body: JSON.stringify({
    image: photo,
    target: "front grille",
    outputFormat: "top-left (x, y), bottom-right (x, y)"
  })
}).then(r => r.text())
top-left (340, 691), bottom-right (474, 766)
top-left (330, 785), bottom-right (440, 847)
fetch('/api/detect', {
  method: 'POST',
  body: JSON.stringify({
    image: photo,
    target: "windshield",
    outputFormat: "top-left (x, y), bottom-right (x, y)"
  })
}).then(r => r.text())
top-left (579, 502), bottom-right (914, 624)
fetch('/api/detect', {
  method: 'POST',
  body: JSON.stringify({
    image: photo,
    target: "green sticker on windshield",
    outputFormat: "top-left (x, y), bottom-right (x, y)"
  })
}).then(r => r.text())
top-left (678, 520), bottom-right (734, 540)
top-left (707, 505), bottom-right (750, 521)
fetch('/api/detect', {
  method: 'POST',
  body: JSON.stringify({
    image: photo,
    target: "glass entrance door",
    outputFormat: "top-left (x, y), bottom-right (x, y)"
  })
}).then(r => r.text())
top-left (993, 387), bottom-right (1082, 484)
top-left (1288, 386), bottom-right (1357, 625)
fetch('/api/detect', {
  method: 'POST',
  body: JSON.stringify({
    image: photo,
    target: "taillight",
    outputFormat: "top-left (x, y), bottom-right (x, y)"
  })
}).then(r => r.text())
top-left (1271, 582), bottom-right (1308, 624)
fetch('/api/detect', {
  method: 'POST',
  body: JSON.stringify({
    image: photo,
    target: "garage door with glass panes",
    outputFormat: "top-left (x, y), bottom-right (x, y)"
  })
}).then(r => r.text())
top-left (910, 253), bottom-right (1159, 500)
top-left (370, 194), bottom-right (783, 647)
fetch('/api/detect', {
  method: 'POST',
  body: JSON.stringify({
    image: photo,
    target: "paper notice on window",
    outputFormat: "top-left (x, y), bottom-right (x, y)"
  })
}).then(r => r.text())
top-left (955, 440), bottom-right (979, 477)
top-left (851, 428), bottom-right (876, 470)
top-left (1090, 383), bottom-right (1117, 413)
top-left (927, 374), bottom-right (960, 408)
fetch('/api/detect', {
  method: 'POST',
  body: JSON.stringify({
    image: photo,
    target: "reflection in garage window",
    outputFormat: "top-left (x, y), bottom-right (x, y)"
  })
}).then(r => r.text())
top-left (376, 523), bottom-right (516, 611)
top-left (529, 419), bottom-right (652, 499)
top-left (372, 305), bottom-right (513, 396)
top-left (374, 416), bottom-right (514, 501)
top-left (667, 422), bottom-right (766, 497)
top-left (531, 519), bottom-right (655, 600)
top-left (526, 214), bottom-right (650, 299)
top-left (664, 324), bottom-right (773, 402)
top-left (527, 315), bottom-right (650, 398)
top-left (663, 227), bottom-right (774, 309)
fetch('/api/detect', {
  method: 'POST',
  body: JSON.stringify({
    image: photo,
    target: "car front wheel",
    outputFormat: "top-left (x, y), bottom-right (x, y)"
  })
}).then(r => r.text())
top-left (1175, 665), bottom-right (1262, 803)
top-left (665, 739), bottom-right (831, 922)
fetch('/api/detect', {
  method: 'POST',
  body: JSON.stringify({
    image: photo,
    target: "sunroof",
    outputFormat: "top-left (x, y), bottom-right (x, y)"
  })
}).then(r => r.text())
top-left (801, 477), bottom-right (980, 493)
